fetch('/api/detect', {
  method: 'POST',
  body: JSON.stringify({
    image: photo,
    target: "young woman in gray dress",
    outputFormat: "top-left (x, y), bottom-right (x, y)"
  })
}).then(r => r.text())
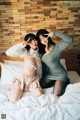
top-left (36, 29), bottom-right (72, 96)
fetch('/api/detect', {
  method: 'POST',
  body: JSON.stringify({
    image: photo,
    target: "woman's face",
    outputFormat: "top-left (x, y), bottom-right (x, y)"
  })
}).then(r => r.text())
top-left (28, 39), bottom-right (38, 50)
top-left (23, 39), bottom-right (38, 50)
top-left (39, 35), bottom-right (48, 45)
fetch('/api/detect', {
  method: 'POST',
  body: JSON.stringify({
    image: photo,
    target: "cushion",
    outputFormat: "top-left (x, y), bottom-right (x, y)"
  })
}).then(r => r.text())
top-left (67, 71), bottom-right (80, 84)
top-left (3, 59), bottom-right (67, 79)
top-left (4, 59), bottom-right (24, 66)
top-left (0, 58), bottom-right (67, 88)
top-left (4, 59), bottom-right (42, 79)
top-left (0, 62), bottom-right (23, 86)
top-left (4, 58), bottom-right (67, 70)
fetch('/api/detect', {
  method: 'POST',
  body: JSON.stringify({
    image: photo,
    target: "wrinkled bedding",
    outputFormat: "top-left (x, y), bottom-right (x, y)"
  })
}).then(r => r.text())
top-left (0, 81), bottom-right (80, 120)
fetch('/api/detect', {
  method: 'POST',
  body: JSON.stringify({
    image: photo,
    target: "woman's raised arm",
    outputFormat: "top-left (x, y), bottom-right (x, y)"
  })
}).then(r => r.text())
top-left (6, 43), bottom-right (27, 57)
top-left (47, 31), bottom-right (72, 52)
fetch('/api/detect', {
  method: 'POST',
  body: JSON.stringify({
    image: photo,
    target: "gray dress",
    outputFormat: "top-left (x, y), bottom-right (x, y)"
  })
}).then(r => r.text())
top-left (42, 32), bottom-right (72, 82)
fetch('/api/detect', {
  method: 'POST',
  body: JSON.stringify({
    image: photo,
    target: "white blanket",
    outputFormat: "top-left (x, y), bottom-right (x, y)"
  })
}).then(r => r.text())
top-left (0, 82), bottom-right (80, 120)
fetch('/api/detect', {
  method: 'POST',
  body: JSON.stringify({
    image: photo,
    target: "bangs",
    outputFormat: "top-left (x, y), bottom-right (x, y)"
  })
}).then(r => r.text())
top-left (30, 36), bottom-right (37, 41)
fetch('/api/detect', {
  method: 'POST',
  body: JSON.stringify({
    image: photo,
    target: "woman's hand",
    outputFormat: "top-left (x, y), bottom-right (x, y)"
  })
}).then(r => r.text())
top-left (22, 41), bottom-right (28, 47)
top-left (22, 38), bottom-right (30, 47)
top-left (44, 32), bottom-right (53, 38)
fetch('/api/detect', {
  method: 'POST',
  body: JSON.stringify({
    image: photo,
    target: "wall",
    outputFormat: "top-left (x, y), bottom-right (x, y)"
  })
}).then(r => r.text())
top-left (0, 0), bottom-right (80, 53)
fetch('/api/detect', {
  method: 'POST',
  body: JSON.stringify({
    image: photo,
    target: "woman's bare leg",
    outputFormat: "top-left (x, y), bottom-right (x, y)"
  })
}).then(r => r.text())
top-left (53, 80), bottom-right (67, 96)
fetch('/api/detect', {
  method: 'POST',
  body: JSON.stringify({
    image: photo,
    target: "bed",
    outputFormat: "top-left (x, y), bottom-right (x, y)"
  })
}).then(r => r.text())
top-left (0, 50), bottom-right (80, 120)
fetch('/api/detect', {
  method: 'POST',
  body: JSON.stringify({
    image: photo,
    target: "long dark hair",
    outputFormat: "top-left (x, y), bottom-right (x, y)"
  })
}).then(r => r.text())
top-left (24, 33), bottom-right (38, 51)
top-left (36, 29), bottom-right (55, 55)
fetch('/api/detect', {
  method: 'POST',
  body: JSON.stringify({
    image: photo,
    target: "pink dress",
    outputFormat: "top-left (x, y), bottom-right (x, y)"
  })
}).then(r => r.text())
top-left (19, 57), bottom-right (43, 96)
top-left (8, 57), bottom-right (43, 102)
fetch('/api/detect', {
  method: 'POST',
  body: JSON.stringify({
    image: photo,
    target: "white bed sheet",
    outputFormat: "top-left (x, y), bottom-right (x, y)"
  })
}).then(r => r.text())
top-left (0, 74), bottom-right (80, 120)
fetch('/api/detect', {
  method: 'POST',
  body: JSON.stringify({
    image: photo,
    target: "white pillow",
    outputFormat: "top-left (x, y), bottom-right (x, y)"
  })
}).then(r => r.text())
top-left (4, 59), bottom-right (42, 79)
top-left (67, 71), bottom-right (80, 84)
top-left (3, 59), bottom-right (66, 78)
top-left (0, 62), bottom-right (23, 86)
top-left (4, 59), bottom-right (67, 69)
top-left (60, 59), bottom-right (67, 71)
top-left (4, 59), bottom-right (24, 66)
